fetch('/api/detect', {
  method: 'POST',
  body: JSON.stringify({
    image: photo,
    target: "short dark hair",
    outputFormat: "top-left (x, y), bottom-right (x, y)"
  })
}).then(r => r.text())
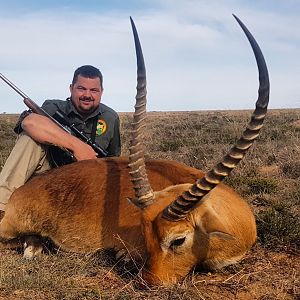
top-left (72, 65), bottom-right (103, 89)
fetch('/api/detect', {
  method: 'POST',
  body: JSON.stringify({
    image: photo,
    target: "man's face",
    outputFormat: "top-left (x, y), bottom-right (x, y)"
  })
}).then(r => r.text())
top-left (70, 75), bottom-right (103, 116)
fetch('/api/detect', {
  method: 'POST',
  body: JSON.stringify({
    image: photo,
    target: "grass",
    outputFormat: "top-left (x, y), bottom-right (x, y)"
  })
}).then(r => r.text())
top-left (0, 109), bottom-right (299, 299)
top-left (257, 207), bottom-right (300, 251)
top-left (225, 176), bottom-right (279, 196)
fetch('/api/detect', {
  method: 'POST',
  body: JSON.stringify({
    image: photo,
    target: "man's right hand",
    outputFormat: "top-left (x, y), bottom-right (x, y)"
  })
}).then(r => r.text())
top-left (71, 141), bottom-right (97, 161)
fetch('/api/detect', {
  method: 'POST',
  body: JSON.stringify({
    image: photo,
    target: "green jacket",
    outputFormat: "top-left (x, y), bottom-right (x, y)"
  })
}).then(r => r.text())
top-left (15, 99), bottom-right (121, 159)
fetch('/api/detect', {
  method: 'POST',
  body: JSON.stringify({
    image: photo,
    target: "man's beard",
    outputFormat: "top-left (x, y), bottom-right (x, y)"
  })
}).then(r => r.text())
top-left (78, 97), bottom-right (96, 115)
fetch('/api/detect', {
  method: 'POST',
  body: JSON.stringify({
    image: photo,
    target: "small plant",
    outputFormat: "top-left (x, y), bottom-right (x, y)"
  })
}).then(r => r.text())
top-left (282, 161), bottom-right (300, 179)
top-left (225, 174), bottom-right (277, 196)
top-left (158, 139), bottom-right (182, 152)
top-left (246, 177), bottom-right (278, 195)
top-left (257, 207), bottom-right (300, 250)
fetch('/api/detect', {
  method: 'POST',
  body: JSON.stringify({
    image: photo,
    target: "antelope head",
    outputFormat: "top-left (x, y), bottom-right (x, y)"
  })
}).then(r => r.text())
top-left (128, 15), bottom-right (269, 285)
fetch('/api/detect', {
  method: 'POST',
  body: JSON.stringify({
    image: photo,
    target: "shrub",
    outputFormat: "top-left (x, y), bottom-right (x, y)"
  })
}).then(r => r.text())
top-left (282, 161), bottom-right (300, 179)
top-left (158, 139), bottom-right (182, 152)
top-left (246, 178), bottom-right (278, 195)
top-left (257, 208), bottom-right (300, 250)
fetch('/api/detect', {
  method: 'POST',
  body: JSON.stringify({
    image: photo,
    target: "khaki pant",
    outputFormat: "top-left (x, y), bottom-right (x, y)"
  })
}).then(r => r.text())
top-left (0, 133), bottom-right (51, 211)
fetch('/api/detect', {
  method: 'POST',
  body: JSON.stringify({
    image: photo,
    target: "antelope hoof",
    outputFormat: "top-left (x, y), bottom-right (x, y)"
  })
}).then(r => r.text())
top-left (23, 236), bottom-right (44, 259)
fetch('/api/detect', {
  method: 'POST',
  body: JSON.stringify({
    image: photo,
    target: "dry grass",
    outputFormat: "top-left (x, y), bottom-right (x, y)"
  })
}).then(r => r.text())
top-left (0, 109), bottom-right (299, 299)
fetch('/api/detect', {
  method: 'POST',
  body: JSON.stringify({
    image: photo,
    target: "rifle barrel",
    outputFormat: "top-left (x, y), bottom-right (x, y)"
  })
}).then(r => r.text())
top-left (0, 73), bottom-right (29, 99)
top-left (0, 73), bottom-right (67, 130)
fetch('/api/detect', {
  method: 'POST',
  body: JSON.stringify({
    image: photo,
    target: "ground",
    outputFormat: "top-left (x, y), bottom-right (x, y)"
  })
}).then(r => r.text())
top-left (0, 109), bottom-right (299, 299)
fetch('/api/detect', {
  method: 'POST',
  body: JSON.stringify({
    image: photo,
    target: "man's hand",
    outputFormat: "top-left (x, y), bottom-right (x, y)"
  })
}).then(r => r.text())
top-left (71, 141), bottom-right (97, 161)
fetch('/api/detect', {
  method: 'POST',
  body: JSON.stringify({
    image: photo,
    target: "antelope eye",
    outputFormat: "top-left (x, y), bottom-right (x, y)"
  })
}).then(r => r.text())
top-left (169, 237), bottom-right (186, 249)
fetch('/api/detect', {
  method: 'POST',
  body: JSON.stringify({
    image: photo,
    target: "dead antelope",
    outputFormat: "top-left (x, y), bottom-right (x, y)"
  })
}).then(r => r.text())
top-left (0, 15), bottom-right (269, 285)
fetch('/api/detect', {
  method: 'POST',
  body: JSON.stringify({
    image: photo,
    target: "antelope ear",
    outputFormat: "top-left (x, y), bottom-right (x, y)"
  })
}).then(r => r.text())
top-left (209, 231), bottom-right (236, 241)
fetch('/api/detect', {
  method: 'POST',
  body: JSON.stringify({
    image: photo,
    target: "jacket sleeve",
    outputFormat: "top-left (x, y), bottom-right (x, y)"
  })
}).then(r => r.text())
top-left (13, 100), bottom-right (61, 134)
top-left (14, 110), bottom-right (32, 134)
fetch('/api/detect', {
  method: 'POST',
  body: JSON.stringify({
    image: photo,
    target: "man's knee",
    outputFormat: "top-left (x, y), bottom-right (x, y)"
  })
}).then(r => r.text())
top-left (0, 133), bottom-right (51, 209)
top-left (14, 134), bottom-right (51, 176)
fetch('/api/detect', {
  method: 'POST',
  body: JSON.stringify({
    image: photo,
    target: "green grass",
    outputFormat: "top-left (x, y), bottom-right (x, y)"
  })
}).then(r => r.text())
top-left (257, 207), bottom-right (300, 250)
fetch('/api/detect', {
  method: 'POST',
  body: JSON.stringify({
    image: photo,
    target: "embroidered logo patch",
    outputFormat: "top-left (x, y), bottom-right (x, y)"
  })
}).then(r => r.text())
top-left (96, 119), bottom-right (107, 136)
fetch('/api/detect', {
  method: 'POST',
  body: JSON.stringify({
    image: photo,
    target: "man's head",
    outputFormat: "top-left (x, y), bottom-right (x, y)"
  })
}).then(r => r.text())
top-left (70, 65), bottom-right (104, 116)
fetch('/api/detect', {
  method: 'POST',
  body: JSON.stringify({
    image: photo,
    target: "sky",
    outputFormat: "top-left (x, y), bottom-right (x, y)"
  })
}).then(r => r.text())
top-left (0, 0), bottom-right (299, 113)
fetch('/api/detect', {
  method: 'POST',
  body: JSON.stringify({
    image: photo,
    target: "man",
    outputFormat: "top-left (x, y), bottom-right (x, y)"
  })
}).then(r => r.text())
top-left (0, 65), bottom-right (121, 212)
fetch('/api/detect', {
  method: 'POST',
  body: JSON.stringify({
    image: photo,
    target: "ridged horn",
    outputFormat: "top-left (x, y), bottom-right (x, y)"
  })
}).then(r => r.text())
top-left (128, 17), bottom-right (154, 208)
top-left (163, 15), bottom-right (270, 221)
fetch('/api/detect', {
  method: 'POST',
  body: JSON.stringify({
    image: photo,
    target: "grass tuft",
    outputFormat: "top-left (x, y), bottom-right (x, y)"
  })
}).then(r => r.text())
top-left (257, 208), bottom-right (300, 251)
top-left (246, 177), bottom-right (278, 195)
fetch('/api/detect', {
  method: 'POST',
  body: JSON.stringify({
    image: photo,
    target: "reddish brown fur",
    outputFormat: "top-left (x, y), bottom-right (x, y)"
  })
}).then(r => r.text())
top-left (0, 157), bottom-right (256, 284)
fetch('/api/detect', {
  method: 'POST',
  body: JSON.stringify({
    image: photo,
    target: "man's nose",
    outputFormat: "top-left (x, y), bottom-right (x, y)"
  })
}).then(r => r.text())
top-left (83, 89), bottom-right (92, 97)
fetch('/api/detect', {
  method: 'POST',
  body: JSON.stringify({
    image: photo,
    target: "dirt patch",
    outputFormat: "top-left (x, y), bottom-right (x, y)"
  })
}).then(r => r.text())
top-left (258, 165), bottom-right (280, 176)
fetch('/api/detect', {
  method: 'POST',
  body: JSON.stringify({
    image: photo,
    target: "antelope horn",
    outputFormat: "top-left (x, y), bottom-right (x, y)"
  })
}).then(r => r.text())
top-left (163, 15), bottom-right (270, 221)
top-left (128, 17), bottom-right (154, 208)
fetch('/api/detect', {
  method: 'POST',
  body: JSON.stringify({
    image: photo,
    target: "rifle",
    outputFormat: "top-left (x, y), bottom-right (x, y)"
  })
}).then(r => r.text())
top-left (0, 73), bottom-right (108, 165)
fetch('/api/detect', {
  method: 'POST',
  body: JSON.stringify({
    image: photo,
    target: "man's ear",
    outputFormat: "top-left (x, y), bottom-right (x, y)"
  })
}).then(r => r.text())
top-left (69, 84), bottom-right (72, 94)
